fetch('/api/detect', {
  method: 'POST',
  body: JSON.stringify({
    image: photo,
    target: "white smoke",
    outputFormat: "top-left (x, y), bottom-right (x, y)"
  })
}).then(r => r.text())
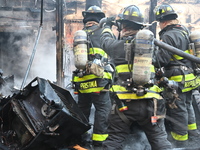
top-left (30, 30), bottom-right (57, 84)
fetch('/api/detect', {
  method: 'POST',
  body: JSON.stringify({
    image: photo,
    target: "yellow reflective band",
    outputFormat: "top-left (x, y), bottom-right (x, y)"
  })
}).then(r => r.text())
top-left (79, 87), bottom-right (104, 93)
top-left (182, 76), bottom-right (200, 92)
top-left (116, 64), bottom-right (131, 73)
top-left (117, 92), bottom-right (162, 100)
top-left (171, 132), bottom-right (188, 141)
top-left (182, 87), bottom-right (197, 92)
top-left (124, 10), bottom-right (129, 15)
top-left (184, 75), bottom-right (200, 87)
top-left (169, 74), bottom-right (200, 92)
top-left (89, 47), bottom-right (108, 58)
top-left (104, 71), bottom-right (113, 79)
top-left (92, 133), bottom-right (108, 142)
top-left (116, 64), bottom-right (155, 74)
top-left (182, 85), bottom-right (199, 92)
top-left (110, 85), bottom-right (162, 100)
top-left (170, 50), bottom-right (190, 61)
top-left (188, 123), bottom-right (197, 130)
top-left (73, 75), bottom-right (95, 82)
top-left (169, 73), bottom-right (196, 82)
top-left (73, 72), bottom-right (112, 82)
top-left (132, 11), bottom-right (139, 17)
top-left (111, 85), bottom-right (162, 93)
top-left (110, 85), bottom-right (127, 92)
top-left (149, 85), bottom-right (163, 92)
top-left (102, 28), bottom-right (113, 34)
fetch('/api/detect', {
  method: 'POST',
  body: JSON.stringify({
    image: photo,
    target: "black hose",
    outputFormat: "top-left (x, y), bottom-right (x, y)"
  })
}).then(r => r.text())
top-left (99, 17), bottom-right (107, 28)
top-left (154, 39), bottom-right (200, 64)
top-left (40, 0), bottom-right (43, 26)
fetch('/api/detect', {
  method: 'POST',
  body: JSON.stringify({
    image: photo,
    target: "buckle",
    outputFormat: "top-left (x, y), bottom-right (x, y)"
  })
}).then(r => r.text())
top-left (180, 66), bottom-right (188, 71)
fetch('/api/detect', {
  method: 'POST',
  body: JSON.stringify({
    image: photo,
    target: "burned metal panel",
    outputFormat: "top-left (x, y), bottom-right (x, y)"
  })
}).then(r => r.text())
top-left (0, 77), bottom-right (91, 149)
top-left (11, 99), bottom-right (35, 145)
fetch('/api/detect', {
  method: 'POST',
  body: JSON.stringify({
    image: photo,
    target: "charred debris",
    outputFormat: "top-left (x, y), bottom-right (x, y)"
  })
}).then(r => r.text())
top-left (0, 77), bottom-right (91, 150)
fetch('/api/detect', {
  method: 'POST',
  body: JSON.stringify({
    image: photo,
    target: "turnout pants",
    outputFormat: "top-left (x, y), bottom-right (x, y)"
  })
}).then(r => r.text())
top-left (78, 91), bottom-right (112, 144)
top-left (166, 89), bottom-right (197, 141)
top-left (103, 99), bottom-right (172, 150)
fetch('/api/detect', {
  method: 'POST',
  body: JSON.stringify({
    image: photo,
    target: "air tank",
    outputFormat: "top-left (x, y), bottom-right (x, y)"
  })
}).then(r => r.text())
top-left (132, 29), bottom-right (154, 86)
top-left (73, 30), bottom-right (88, 70)
top-left (190, 31), bottom-right (200, 67)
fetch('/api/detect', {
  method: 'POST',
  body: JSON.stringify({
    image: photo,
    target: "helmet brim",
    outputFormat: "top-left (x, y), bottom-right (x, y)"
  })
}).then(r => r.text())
top-left (157, 13), bottom-right (178, 22)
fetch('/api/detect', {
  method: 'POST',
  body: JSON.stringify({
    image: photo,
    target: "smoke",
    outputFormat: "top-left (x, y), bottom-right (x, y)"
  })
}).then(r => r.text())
top-left (0, 31), bottom-right (32, 86)
top-left (30, 31), bottom-right (57, 85)
top-left (0, 81), bottom-right (13, 97)
top-left (0, 28), bottom-right (58, 92)
top-left (0, 29), bottom-right (57, 89)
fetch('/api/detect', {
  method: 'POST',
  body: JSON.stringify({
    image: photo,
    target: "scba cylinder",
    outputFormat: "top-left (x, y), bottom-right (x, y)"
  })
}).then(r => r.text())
top-left (190, 31), bottom-right (200, 58)
top-left (132, 29), bottom-right (154, 86)
top-left (73, 30), bottom-right (88, 70)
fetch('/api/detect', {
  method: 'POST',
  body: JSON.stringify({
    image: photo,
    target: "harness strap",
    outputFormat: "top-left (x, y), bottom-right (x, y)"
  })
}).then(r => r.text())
top-left (115, 105), bottom-right (131, 126)
top-left (153, 98), bottom-right (157, 117)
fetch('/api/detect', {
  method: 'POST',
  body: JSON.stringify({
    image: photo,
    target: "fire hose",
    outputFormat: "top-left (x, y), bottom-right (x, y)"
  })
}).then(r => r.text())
top-left (154, 39), bottom-right (200, 64)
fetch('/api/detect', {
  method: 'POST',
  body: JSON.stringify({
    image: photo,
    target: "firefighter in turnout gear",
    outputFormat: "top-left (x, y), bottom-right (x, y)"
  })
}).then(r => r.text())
top-left (72, 5), bottom-right (113, 149)
top-left (100, 5), bottom-right (172, 150)
top-left (153, 3), bottom-right (200, 148)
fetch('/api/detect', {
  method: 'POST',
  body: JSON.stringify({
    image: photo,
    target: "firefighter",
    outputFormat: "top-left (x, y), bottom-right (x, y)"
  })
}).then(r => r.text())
top-left (100, 5), bottom-right (172, 150)
top-left (153, 3), bottom-right (200, 147)
top-left (72, 5), bottom-right (113, 149)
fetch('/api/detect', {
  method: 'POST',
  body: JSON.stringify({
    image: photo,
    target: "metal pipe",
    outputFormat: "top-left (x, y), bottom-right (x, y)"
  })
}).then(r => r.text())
top-left (56, 0), bottom-right (64, 87)
top-left (148, 0), bottom-right (157, 38)
top-left (40, 0), bottom-right (43, 26)
top-left (20, 0), bottom-right (43, 90)
top-left (154, 39), bottom-right (200, 64)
